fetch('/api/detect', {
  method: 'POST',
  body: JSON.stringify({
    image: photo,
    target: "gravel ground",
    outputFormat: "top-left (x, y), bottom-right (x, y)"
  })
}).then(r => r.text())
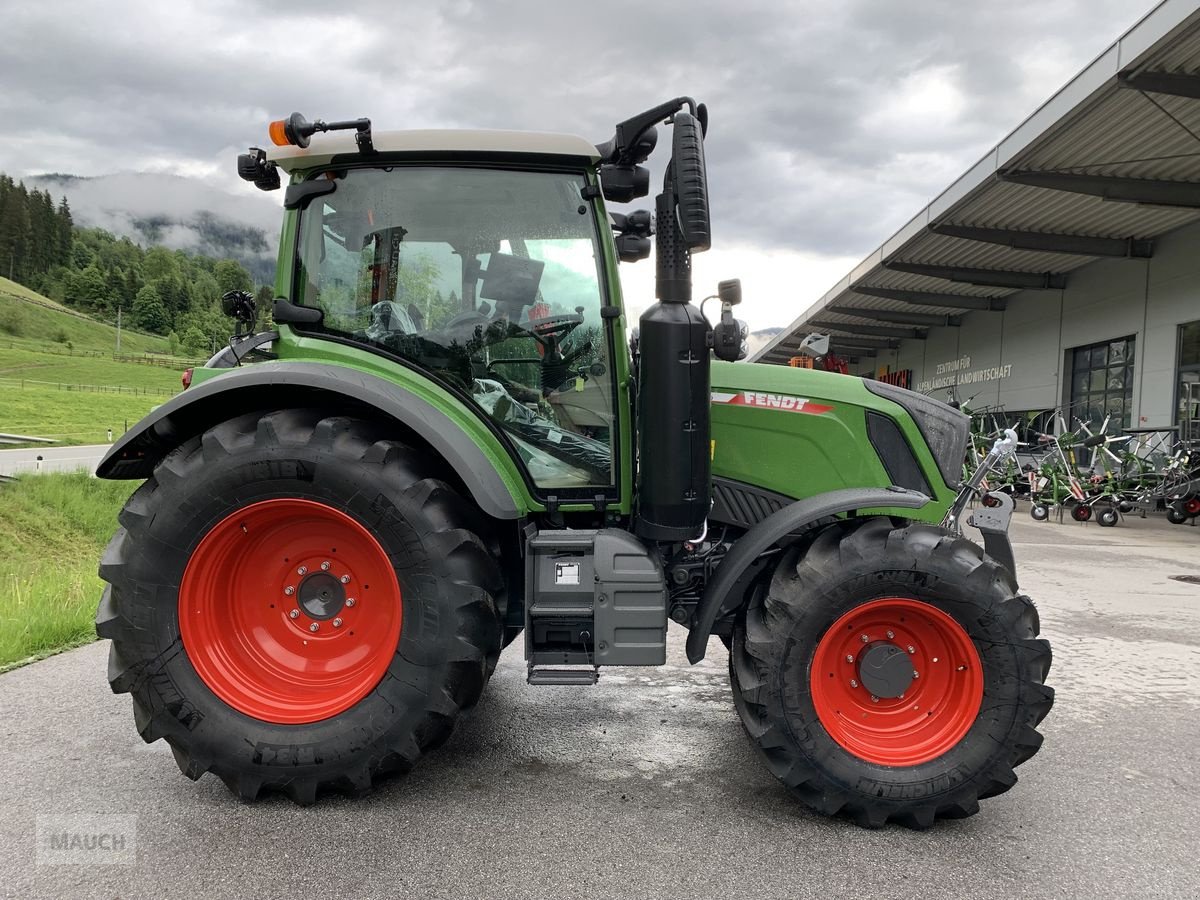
top-left (1, 508), bottom-right (1197, 899)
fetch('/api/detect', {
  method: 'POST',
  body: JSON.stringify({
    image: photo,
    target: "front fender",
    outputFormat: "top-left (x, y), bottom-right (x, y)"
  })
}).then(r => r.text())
top-left (685, 486), bottom-right (930, 663)
top-left (96, 361), bottom-right (528, 520)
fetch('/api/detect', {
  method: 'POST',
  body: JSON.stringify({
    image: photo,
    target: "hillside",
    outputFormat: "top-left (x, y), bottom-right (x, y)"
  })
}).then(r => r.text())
top-left (0, 278), bottom-right (192, 444)
top-left (0, 276), bottom-right (169, 354)
top-left (28, 172), bottom-right (281, 285)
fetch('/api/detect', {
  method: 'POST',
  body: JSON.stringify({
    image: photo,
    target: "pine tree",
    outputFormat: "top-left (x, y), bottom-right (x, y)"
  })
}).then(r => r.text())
top-left (56, 197), bottom-right (73, 265)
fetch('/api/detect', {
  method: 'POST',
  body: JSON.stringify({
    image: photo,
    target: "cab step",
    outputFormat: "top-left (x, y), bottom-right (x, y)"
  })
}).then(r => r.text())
top-left (527, 665), bottom-right (599, 686)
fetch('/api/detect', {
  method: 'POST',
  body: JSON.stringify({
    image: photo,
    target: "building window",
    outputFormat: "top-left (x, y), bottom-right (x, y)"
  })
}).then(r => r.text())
top-left (1069, 336), bottom-right (1135, 429)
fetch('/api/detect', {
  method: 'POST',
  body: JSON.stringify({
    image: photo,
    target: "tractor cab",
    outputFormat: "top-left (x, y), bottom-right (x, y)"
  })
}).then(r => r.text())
top-left (286, 161), bottom-right (619, 490)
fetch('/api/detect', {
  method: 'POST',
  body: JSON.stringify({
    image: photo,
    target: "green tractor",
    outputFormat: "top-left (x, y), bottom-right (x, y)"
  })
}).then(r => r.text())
top-left (95, 100), bottom-right (1052, 828)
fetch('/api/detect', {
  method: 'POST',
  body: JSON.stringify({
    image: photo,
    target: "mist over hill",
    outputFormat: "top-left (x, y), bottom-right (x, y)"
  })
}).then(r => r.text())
top-left (28, 173), bottom-right (281, 284)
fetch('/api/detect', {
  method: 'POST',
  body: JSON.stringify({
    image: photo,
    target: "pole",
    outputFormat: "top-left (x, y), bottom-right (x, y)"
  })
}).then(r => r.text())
top-left (116, 307), bottom-right (122, 353)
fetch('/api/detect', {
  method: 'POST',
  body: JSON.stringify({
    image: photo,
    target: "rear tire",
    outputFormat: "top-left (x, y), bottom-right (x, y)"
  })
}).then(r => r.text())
top-left (1071, 503), bottom-right (1092, 522)
top-left (729, 518), bottom-right (1053, 828)
top-left (97, 410), bottom-right (504, 803)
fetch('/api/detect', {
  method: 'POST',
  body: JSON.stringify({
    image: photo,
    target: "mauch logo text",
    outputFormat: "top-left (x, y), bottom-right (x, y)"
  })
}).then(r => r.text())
top-left (51, 832), bottom-right (128, 852)
top-left (36, 814), bottom-right (138, 866)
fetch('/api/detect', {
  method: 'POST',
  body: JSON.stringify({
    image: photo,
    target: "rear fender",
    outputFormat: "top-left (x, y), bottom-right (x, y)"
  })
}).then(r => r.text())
top-left (685, 486), bottom-right (930, 663)
top-left (96, 361), bottom-right (527, 520)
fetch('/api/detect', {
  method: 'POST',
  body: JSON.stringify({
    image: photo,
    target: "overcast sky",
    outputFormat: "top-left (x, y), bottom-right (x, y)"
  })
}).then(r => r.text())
top-left (0, 0), bottom-right (1159, 331)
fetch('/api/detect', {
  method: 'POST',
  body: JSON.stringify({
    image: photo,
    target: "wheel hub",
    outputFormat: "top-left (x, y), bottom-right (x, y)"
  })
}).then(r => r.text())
top-left (297, 572), bottom-right (345, 620)
top-left (178, 498), bottom-right (402, 724)
top-left (857, 643), bottom-right (913, 698)
top-left (809, 597), bottom-right (984, 766)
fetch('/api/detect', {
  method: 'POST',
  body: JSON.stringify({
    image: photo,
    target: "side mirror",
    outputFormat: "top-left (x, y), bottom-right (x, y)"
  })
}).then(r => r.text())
top-left (671, 111), bottom-right (710, 251)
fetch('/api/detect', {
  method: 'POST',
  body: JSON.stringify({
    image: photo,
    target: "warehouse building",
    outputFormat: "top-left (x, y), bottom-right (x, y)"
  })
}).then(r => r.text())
top-left (752, 0), bottom-right (1200, 442)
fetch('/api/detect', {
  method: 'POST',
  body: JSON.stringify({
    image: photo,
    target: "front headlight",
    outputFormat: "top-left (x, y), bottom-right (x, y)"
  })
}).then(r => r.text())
top-left (864, 381), bottom-right (969, 489)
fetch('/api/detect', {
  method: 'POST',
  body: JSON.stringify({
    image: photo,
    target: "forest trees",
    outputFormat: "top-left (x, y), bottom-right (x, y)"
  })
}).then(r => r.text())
top-left (0, 172), bottom-right (253, 344)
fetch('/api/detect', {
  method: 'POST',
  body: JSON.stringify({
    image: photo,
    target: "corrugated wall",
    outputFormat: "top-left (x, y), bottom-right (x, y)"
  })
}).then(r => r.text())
top-left (853, 217), bottom-right (1200, 427)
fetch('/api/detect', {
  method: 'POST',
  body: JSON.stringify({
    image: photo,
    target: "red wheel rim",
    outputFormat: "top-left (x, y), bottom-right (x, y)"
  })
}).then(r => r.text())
top-left (809, 598), bottom-right (983, 766)
top-left (1185, 498), bottom-right (1200, 515)
top-left (178, 498), bottom-right (402, 724)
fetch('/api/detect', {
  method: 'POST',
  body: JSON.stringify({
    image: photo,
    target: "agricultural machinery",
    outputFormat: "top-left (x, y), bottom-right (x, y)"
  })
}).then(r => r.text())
top-left (94, 101), bottom-right (1052, 828)
top-left (958, 404), bottom-right (1200, 528)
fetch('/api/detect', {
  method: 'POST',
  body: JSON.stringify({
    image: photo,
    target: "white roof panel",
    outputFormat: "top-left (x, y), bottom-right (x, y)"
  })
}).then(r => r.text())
top-left (266, 129), bottom-right (600, 171)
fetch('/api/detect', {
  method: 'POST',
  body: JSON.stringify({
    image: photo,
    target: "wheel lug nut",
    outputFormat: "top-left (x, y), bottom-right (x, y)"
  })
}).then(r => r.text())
top-left (288, 609), bottom-right (299, 619)
top-left (340, 575), bottom-right (351, 584)
top-left (333, 617), bottom-right (343, 628)
top-left (907, 645), bottom-right (915, 654)
top-left (845, 654), bottom-right (854, 663)
top-left (345, 598), bottom-right (356, 607)
top-left (913, 670), bottom-right (920, 679)
top-left (860, 634), bottom-right (869, 643)
top-left (886, 630), bottom-right (895, 639)
top-left (321, 561), bottom-right (331, 571)
top-left (849, 679), bottom-right (858, 688)
top-left (309, 622), bottom-right (319, 633)
top-left (297, 565), bottom-right (308, 576)
top-left (284, 586), bottom-right (295, 596)
top-left (870, 695), bottom-right (879, 703)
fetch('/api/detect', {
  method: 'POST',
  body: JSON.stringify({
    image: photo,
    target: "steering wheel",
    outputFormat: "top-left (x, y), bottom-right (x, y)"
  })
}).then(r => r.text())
top-left (527, 312), bottom-right (583, 348)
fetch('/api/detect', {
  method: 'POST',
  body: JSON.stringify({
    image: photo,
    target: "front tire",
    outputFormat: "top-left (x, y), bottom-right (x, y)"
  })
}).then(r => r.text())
top-left (1097, 507), bottom-right (1119, 528)
top-left (97, 410), bottom-right (503, 803)
top-left (730, 518), bottom-right (1053, 828)
top-left (1030, 503), bottom-right (1050, 521)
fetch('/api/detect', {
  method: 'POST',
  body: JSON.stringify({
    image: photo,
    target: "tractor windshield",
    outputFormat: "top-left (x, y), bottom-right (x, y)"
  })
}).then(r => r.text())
top-left (294, 166), bottom-right (616, 490)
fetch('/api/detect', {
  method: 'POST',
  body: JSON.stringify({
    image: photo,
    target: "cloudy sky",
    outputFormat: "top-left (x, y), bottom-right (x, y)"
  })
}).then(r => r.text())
top-left (0, 0), bottom-right (1158, 331)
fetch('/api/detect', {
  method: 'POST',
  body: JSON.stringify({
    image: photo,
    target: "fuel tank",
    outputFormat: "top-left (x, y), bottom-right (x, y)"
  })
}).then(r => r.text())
top-left (635, 301), bottom-right (711, 541)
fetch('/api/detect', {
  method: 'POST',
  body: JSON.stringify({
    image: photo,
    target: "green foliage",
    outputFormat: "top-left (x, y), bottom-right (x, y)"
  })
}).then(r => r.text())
top-left (214, 258), bottom-right (253, 295)
top-left (132, 284), bottom-right (171, 333)
top-left (0, 170), bottom-right (258, 341)
top-left (181, 326), bottom-right (209, 355)
top-left (167, 329), bottom-right (181, 355)
top-left (0, 473), bottom-right (138, 669)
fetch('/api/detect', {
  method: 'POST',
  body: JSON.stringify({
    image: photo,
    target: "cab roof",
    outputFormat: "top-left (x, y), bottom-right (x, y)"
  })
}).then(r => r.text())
top-left (266, 129), bottom-right (601, 171)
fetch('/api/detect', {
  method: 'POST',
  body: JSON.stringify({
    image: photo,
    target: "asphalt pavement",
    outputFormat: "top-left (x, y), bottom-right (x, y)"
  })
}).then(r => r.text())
top-left (0, 444), bottom-right (110, 477)
top-left (1, 509), bottom-right (1198, 899)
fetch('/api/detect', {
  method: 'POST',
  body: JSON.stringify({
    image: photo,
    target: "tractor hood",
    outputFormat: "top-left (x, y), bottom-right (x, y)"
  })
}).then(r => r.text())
top-left (709, 361), bottom-right (966, 520)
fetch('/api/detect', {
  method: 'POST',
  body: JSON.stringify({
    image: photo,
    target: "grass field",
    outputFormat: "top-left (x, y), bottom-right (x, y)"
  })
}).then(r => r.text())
top-left (0, 281), bottom-right (195, 442)
top-left (0, 275), bottom-right (169, 354)
top-left (0, 382), bottom-right (168, 444)
top-left (0, 344), bottom-right (183, 444)
top-left (0, 473), bottom-right (136, 670)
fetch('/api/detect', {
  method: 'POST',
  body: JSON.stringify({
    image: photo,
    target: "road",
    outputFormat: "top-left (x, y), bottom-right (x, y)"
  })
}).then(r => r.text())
top-left (0, 443), bottom-right (110, 477)
top-left (0, 511), bottom-right (1198, 899)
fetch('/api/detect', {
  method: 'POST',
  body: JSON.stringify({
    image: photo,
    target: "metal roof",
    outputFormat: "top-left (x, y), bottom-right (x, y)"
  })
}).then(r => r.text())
top-left (753, 0), bottom-right (1200, 365)
top-left (267, 129), bottom-right (600, 171)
